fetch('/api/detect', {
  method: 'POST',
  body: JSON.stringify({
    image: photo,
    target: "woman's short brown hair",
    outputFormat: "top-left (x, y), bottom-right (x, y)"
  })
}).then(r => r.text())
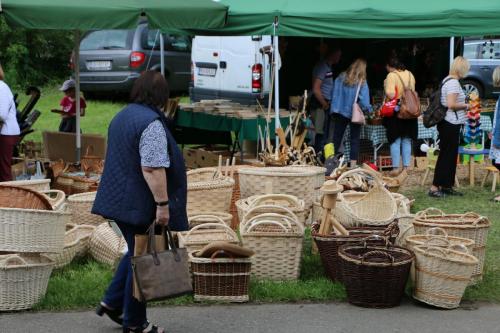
top-left (130, 71), bottom-right (169, 108)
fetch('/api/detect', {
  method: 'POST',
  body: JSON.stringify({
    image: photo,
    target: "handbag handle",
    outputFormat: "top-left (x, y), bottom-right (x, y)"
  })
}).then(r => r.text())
top-left (147, 224), bottom-right (179, 265)
top-left (353, 81), bottom-right (362, 106)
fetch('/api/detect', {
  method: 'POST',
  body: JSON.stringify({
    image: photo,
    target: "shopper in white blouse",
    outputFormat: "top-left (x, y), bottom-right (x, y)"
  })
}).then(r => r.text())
top-left (429, 56), bottom-right (470, 198)
top-left (0, 64), bottom-right (21, 181)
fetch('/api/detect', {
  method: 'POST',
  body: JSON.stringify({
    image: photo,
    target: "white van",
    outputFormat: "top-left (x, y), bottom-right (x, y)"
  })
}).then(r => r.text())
top-left (190, 36), bottom-right (273, 105)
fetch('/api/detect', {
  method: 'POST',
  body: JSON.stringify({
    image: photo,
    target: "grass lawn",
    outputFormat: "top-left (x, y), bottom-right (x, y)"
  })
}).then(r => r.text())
top-left (35, 186), bottom-right (500, 311)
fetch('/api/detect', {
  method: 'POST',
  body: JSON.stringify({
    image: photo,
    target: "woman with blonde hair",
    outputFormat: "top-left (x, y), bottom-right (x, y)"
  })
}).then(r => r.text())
top-left (490, 66), bottom-right (500, 202)
top-left (428, 56), bottom-right (470, 198)
top-left (329, 58), bottom-right (372, 167)
top-left (0, 64), bottom-right (21, 181)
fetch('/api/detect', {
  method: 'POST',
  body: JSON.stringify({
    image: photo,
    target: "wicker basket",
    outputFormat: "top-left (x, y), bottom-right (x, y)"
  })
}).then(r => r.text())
top-left (395, 214), bottom-right (415, 247)
top-left (41, 190), bottom-right (66, 210)
top-left (238, 167), bottom-right (317, 209)
top-left (0, 253), bottom-right (54, 311)
top-left (178, 223), bottom-right (240, 255)
top-left (89, 222), bottom-right (127, 266)
top-left (0, 179), bottom-right (50, 192)
top-left (406, 228), bottom-right (475, 253)
top-left (0, 204), bottom-right (70, 253)
top-left (73, 224), bottom-right (96, 258)
top-left (187, 168), bottom-right (235, 214)
top-left (46, 227), bottom-right (80, 269)
top-left (0, 185), bottom-right (53, 210)
top-left (413, 245), bottom-right (478, 309)
top-left (236, 194), bottom-right (307, 226)
top-left (312, 222), bottom-right (399, 282)
top-left (188, 213), bottom-right (233, 228)
top-left (339, 244), bottom-right (414, 308)
top-left (413, 208), bottom-right (490, 284)
top-left (288, 166), bottom-right (326, 199)
top-left (240, 213), bottom-right (304, 280)
top-left (54, 175), bottom-right (74, 195)
top-left (190, 251), bottom-right (252, 302)
top-left (67, 192), bottom-right (106, 226)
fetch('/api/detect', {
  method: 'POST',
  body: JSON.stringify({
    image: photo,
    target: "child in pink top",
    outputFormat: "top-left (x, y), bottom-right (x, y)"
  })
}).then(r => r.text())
top-left (56, 79), bottom-right (86, 132)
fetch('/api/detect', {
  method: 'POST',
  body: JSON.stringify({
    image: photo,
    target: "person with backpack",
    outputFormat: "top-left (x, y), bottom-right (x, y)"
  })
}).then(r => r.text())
top-left (382, 57), bottom-right (418, 176)
top-left (428, 56), bottom-right (470, 198)
top-left (0, 64), bottom-right (20, 181)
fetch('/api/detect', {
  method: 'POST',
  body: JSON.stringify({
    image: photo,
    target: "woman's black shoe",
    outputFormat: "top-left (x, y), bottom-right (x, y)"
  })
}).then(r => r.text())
top-left (123, 321), bottom-right (164, 333)
top-left (96, 303), bottom-right (123, 326)
top-left (428, 190), bottom-right (445, 198)
top-left (441, 188), bottom-right (463, 196)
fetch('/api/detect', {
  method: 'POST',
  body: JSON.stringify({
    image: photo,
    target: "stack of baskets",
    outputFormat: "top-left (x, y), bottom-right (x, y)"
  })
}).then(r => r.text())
top-left (178, 223), bottom-right (240, 255)
top-left (236, 194), bottom-right (307, 226)
top-left (187, 168), bottom-right (235, 214)
top-left (240, 210), bottom-right (304, 280)
top-left (0, 185), bottom-right (69, 311)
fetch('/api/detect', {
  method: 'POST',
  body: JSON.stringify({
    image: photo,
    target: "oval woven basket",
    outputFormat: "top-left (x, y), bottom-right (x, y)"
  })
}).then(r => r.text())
top-left (238, 167), bottom-right (317, 209)
top-left (46, 227), bottom-right (80, 269)
top-left (67, 191), bottom-right (106, 226)
top-left (188, 213), bottom-right (233, 228)
top-left (0, 204), bottom-right (70, 253)
top-left (413, 208), bottom-right (490, 285)
top-left (178, 222), bottom-right (240, 255)
top-left (187, 168), bottom-right (235, 214)
top-left (89, 223), bottom-right (127, 266)
top-left (237, 194), bottom-right (306, 226)
top-left (406, 228), bottom-right (475, 253)
top-left (0, 253), bottom-right (54, 311)
top-left (0, 179), bottom-right (50, 192)
top-left (0, 185), bottom-right (53, 210)
top-left (413, 245), bottom-right (478, 309)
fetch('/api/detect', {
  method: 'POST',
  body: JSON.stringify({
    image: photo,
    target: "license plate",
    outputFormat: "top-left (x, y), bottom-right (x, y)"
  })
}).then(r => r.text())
top-left (87, 61), bottom-right (112, 71)
top-left (198, 67), bottom-right (216, 77)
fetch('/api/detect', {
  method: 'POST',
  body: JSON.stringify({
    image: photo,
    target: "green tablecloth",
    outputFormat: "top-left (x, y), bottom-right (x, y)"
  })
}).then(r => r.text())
top-left (176, 109), bottom-right (290, 141)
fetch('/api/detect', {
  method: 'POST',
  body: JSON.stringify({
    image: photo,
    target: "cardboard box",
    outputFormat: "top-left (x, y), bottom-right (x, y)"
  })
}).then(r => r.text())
top-left (42, 131), bottom-right (106, 163)
top-left (183, 148), bottom-right (199, 169)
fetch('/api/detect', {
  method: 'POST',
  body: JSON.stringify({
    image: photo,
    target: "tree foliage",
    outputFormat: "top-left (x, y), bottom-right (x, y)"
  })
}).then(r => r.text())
top-left (0, 17), bottom-right (73, 89)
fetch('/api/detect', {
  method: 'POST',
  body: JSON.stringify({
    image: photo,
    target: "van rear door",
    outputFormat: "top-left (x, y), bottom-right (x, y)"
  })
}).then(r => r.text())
top-left (192, 36), bottom-right (222, 93)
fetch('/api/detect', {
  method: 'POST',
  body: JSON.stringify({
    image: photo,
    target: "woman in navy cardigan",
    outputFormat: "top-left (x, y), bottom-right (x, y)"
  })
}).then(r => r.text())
top-left (491, 67), bottom-right (500, 202)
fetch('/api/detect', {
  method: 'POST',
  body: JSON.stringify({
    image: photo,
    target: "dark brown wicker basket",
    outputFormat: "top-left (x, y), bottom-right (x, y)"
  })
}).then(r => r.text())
top-left (311, 222), bottom-right (399, 282)
top-left (338, 244), bottom-right (413, 308)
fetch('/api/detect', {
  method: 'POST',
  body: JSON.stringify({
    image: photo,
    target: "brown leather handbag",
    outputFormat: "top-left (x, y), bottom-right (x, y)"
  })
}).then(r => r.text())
top-left (394, 72), bottom-right (421, 119)
top-left (131, 225), bottom-right (192, 302)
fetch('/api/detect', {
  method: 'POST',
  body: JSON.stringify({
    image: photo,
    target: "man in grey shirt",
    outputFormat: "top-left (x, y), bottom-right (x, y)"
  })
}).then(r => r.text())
top-left (311, 47), bottom-right (342, 155)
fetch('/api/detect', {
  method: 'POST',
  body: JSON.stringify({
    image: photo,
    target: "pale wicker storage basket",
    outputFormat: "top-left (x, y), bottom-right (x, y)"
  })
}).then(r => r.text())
top-left (406, 228), bottom-right (475, 253)
top-left (237, 194), bottom-right (306, 226)
top-left (238, 167), bottom-right (317, 209)
top-left (73, 224), bottom-right (96, 257)
top-left (178, 223), bottom-right (240, 255)
top-left (240, 213), bottom-right (304, 280)
top-left (89, 222), bottom-right (127, 266)
top-left (413, 208), bottom-right (490, 284)
top-left (288, 166), bottom-right (326, 199)
top-left (188, 213), bottom-right (232, 228)
top-left (0, 253), bottom-right (54, 311)
top-left (46, 227), bottom-right (80, 269)
top-left (413, 245), bottom-right (478, 309)
top-left (187, 168), bottom-right (235, 214)
top-left (0, 179), bottom-right (51, 192)
top-left (67, 191), bottom-right (106, 226)
top-left (0, 204), bottom-right (70, 253)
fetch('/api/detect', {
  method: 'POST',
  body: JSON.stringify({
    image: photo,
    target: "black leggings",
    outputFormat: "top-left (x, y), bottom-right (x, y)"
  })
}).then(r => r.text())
top-left (433, 120), bottom-right (461, 188)
top-left (332, 113), bottom-right (361, 162)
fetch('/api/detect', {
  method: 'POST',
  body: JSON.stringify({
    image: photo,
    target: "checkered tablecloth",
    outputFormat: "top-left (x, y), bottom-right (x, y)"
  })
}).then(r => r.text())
top-left (343, 115), bottom-right (493, 158)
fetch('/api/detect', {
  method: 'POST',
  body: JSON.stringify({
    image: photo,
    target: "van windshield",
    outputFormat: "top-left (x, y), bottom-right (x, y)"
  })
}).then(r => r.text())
top-left (81, 30), bottom-right (132, 51)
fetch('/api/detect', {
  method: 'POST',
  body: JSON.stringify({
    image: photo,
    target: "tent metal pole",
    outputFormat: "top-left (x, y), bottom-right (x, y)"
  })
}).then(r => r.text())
top-left (449, 37), bottom-right (455, 67)
top-left (273, 17), bottom-right (280, 148)
top-left (74, 30), bottom-right (81, 163)
top-left (160, 32), bottom-right (165, 77)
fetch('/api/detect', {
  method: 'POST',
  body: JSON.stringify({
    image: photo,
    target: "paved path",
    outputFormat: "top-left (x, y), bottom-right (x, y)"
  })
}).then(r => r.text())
top-left (1, 301), bottom-right (500, 333)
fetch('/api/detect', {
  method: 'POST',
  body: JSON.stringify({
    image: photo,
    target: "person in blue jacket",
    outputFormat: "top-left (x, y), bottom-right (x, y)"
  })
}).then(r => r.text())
top-left (490, 67), bottom-right (500, 202)
top-left (92, 71), bottom-right (188, 333)
top-left (330, 58), bottom-right (372, 167)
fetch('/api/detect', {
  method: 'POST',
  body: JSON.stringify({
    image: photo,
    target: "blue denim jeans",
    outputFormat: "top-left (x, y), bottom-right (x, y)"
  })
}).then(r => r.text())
top-left (103, 222), bottom-right (147, 328)
top-left (390, 137), bottom-right (412, 169)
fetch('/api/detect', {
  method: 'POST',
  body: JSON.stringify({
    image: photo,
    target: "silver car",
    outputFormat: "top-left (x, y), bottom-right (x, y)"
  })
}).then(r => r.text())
top-left (462, 39), bottom-right (500, 98)
top-left (79, 22), bottom-right (191, 97)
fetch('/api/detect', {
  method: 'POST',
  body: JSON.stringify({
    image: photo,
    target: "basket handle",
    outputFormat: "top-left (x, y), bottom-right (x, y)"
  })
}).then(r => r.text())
top-left (84, 145), bottom-right (95, 157)
top-left (242, 213), bottom-right (296, 233)
top-left (417, 207), bottom-right (445, 217)
top-left (424, 246), bottom-right (448, 258)
top-left (41, 190), bottom-right (66, 210)
top-left (383, 220), bottom-right (400, 239)
top-left (423, 236), bottom-right (451, 247)
top-left (250, 194), bottom-right (301, 208)
top-left (241, 204), bottom-right (298, 227)
top-left (449, 244), bottom-right (470, 255)
top-left (0, 254), bottom-right (28, 266)
top-left (244, 220), bottom-right (290, 234)
top-left (188, 215), bottom-right (227, 226)
top-left (460, 212), bottom-right (487, 225)
top-left (362, 234), bottom-right (389, 248)
top-left (425, 227), bottom-right (448, 238)
top-left (336, 167), bottom-right (383, 186)
top-left (185, 223), bottom-right (238, 242)
top-left (361, 250), bottom-right (395, 264)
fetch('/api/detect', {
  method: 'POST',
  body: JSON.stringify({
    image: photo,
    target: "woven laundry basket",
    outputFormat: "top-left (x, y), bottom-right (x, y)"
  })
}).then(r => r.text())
top-left (188, 213), bottom-right (233, 228)
top-left (0, 204), bottom-right (70, 253)
top-left (178, 223), bottom-right (240, 255)
top-left (238, 167), bottom-right (317, 209)
top-left (46, 226), bottom-right (80, 269)
top-left (0, 253), bottom-right (54, 311)
top-left (413, 208), bottom-right (490, 285)
top-left (0, 179), bottom-right (51, 192)
top-left (89, 222), bottom-right (127, 266)
top-left (67, 191), bottom-right (106, 226)
top-left (237, 194), bottom-right (306, 226)
top-left (406, 228), bottom-right (475, 253)
top-left (190, 251), bottom-right (252, 303)
top-left (240, 213), bottom-right (304, 280)
top-left (187, 168), bottom-right (235, 214)
top-left (413, 245), bottom-right (478, 309)
top-left (72, 224), bottom-right (96, 257)
top-left (287, 166), bottom-right (326, 199)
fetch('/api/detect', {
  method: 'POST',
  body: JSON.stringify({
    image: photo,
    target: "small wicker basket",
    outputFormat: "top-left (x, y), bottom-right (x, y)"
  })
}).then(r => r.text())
top-left (187, 168), bottom-right (235, 214)
top-left (89, 222), bottom-right (127, 266)
top-left (67, 191), bottom-right (106, 226)
top-left (178, 223), bottom-right (240, 255)
top-left (0, 253), bottom-right (55, 311)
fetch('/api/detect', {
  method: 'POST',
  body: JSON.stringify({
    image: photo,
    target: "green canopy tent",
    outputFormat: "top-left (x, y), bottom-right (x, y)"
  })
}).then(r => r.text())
top-left (0, 0), bottom-right (228, 161)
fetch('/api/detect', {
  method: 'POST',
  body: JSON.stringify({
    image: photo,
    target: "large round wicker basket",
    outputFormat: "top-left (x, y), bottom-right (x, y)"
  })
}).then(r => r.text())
top-left (67, 192), bottom-right (106, 226)
top-left (187, 168), bottom-right (235, 214)
top-left (287, 166), bottom-right (326, 199)
top-left (0, 254), bottom-right (54, 311)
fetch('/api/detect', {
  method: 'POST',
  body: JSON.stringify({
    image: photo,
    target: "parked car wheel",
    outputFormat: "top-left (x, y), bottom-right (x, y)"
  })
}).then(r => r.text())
top-left (462, 79), bottom-right (484, 98)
